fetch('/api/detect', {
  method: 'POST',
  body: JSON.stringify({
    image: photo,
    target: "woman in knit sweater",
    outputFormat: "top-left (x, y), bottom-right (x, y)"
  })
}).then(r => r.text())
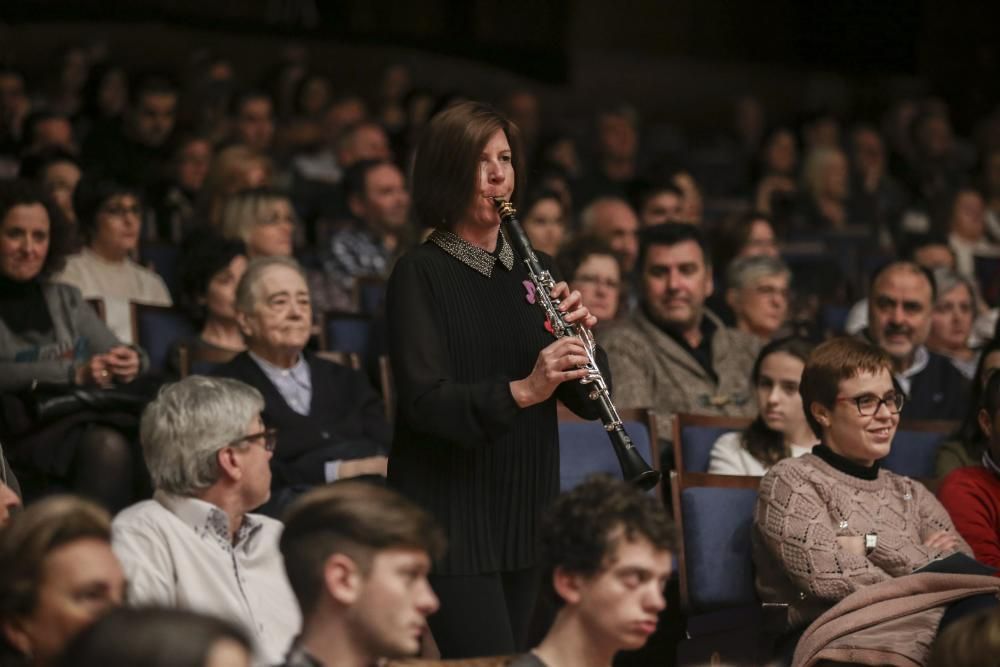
top-left (753, 337), bottom-right (976, 634)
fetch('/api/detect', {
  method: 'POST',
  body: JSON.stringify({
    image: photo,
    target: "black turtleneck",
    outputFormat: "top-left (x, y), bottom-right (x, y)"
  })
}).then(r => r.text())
top-left (812, 443), bottom-right (880, 481)
top-left (0, 275), bottom-right (53, 335)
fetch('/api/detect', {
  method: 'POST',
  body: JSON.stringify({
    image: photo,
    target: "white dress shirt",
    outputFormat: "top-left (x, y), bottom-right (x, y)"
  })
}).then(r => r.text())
top-left (112, 491), bottom-right (301, 666)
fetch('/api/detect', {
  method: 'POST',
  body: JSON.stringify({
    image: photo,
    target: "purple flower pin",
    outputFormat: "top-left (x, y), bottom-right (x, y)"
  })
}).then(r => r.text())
top-left (523, 280), bottom-right (536, 304)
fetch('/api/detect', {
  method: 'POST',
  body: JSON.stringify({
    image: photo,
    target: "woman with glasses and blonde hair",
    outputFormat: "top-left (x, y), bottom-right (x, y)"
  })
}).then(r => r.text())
top-left (217, 188), bottom-right (297, 260)
top-left (753, 337), bottom-right (998, 665)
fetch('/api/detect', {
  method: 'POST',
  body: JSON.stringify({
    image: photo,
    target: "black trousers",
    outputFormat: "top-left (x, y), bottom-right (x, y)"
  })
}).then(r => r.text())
top-left (428, 567), bottom-right (541, 659)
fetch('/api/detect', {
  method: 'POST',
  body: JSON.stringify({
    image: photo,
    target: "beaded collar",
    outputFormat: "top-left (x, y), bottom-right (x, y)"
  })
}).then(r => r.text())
top-left (427, 229), bottom-right (515, 277)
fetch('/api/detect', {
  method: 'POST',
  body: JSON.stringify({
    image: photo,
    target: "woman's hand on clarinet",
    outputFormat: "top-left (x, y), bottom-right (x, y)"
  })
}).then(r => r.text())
top-left (551, 281), bottom-right (598, 329)
top-left (510, 337), bottom-right (592, 408)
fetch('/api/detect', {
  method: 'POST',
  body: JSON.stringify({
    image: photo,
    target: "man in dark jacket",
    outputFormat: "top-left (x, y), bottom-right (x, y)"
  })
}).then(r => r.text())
top-left (213, 256), bottom-right (389, 515)
top-left (864, 261), bottom-right (969, 421)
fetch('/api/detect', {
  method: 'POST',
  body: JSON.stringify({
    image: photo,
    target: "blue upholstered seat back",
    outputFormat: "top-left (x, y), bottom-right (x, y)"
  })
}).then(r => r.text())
top-left (136, 307), bottom-right (196, 373)
top-left (681, 486), bottom-right (759, 612)
top-left (325, 317), bottom-right (372, 358)
top-left (880, 429), bottom-right (949, 479)
top-left (681, 425), bottom-right (733, 472)
top-left (558, 420), bottom-right (653, 491)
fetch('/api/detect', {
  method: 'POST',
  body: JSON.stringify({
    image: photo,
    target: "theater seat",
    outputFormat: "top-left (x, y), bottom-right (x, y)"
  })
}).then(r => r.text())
top-left (558, 408), bottom-right (659, 495)
top-left (673, 413), bottom-right (753, 473)
top-left (134, 304), bottom-right (197, 374)
top-left (881, 420), bottom-right (956, 479)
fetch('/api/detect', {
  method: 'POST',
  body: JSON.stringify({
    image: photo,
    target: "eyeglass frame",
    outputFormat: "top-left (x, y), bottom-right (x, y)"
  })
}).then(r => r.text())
top-left (834, 392), bottom-right (905, 416)
top-left (227, 427), bottom-right (278, 453)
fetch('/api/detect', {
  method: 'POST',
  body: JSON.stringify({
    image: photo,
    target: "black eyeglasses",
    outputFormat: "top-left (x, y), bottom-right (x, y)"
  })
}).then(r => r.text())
top-left (228, 428), bottom-right (278, 452)
top-left (835, 393), bottom-right (905, 416)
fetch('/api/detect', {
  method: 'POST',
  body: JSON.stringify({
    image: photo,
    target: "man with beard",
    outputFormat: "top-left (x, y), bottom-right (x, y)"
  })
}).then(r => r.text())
top-left (864, 261), bottom-right (969, 420)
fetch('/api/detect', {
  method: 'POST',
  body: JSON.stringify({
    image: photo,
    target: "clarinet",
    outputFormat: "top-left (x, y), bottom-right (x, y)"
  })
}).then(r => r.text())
top-left (494, 198), bottom-right (661, 491)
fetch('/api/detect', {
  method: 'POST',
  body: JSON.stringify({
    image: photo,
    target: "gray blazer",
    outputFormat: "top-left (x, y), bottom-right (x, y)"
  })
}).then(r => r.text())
top-left (0, 282), bottom-right (146, 393)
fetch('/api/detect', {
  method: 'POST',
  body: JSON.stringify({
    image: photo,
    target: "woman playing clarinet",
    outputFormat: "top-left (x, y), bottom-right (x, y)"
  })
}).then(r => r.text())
top-left (386, 101), bottom-right (609, 658)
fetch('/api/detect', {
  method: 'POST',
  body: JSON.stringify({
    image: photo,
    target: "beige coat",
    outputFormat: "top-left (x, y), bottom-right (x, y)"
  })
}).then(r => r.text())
top-left (599, 308), bottom-right (761, 444)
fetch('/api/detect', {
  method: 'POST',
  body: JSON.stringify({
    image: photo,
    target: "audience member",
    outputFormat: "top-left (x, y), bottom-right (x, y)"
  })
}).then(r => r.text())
top-left (213, 257), bottom-right (391, 512)
top-left (946, 186), bottom-right (998, 280)
top-left (937, 340), bottom-right (1000, 478)
top-left (322, 159), bottom-right (412, 301)
top-left (218, 187), bottom-right (296, 259)
top-left (0, 496), bottom-right (124, 666)
top-left (600, 223), bottom-right (760, 457)
top-left (796, 147), bottom-right (852, 231)
top-left (150, 134), bottom-right (213, 242)
top-left (81, 73), bottom-right (178, 190)
top-left (17, 148), bottom-right (82, 229)
top-left (928, 268), bottom-right (981, 379)
top-left (200, 145), bottom-right (273, 228)
top-left (290, 93), bottom-right (367, 187)
top-left (520, 476), bottom-right (675, 667)
top-left (939, 371), bottom-right (1000, 571)
top-left (278, 482), bottom-right (445, 667)
top-left (849, 124), bottom-right (908, 246)
top-left (556, 236), bottom-right (623, 325)
top-left (725, 255), bottom-right (791, 341)
top-left (520, 187), bottom-right (567, 257)
top-left (20, 111), bottom-right (76, 156)
top-left (575, 105), bottom-right (639, 206)
top-left (754, 337), bottom-right (992, 663)
top-left (335, 120), bottom-right (392, 171)
top-left (864, 260), bottom-right (969, 420)
top-left (712, 209), bottom-right (780, 272)
top-left (231, 90), bottom-right (276, 155)
top-left (635, 181), bottom-right (684, 227)
top-left (709, 337), bottom-right (816, 475)
top-left (579, 196), bottom-right (640, 273)
top-left (111, 375), bottom-right (301, 666)
top-left (54, 175), bottom-right (172, 343)
top-left (171, 231), bottom-right (248, 375)
top-left (0, 180), bottom-right (146, 511)
top-left (669, 169), bottom-right (704, 225)
top-left (59, 607), bottom-right (254, 667)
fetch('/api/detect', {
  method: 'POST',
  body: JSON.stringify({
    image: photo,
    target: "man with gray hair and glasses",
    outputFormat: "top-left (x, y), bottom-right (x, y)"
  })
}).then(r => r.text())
top-left (724, 254), bottom-right (792, 342)
top-left (111, 375), bottom-right (301, 666)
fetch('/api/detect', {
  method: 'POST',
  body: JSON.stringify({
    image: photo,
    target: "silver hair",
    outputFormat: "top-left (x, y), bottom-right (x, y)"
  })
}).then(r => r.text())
top-left (140, 376), bottom-right (264, 496)
top-left (932, 268), bottom-right (980, 313)
top-left (579, 196), bottom-right (635, 234)
top-left (725, 254), bottom-right (791, 291)
top-left (234, 255), bottom-right (308, 315)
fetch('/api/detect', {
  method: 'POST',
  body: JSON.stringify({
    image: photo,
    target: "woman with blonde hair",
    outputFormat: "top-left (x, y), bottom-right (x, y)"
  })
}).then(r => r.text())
top-left (217, 188), bottom-right (296, 259)
top-left (199, 145), bottom-right (272, 228)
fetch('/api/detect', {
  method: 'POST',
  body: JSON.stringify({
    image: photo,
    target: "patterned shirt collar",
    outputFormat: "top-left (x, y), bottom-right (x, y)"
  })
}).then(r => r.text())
top-left (155, 490), bottom-right (263, 552)
top-left (427, 229), bottom-right (514, 277)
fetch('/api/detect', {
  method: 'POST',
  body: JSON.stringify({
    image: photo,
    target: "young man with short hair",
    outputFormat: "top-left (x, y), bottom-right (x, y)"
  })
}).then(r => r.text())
top-left (278, 481), bottom-right (445, 667)
top-left (514, 476), bottom-right (676, 667)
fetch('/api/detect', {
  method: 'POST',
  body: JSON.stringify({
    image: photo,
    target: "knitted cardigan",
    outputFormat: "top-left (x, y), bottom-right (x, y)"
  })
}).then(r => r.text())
top-left (752, 452), bottom-right (972, 628)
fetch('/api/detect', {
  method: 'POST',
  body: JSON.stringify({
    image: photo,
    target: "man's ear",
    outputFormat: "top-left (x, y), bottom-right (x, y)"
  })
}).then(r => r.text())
top-left (552, 566), bottom-right (585, 606)
top-left (979, 408), bottom-right (994, 440)
top-left (235, 310), bottom-right (253, 338)
top-left (324, 553), bottom-right (363, 606)
top-left (216, 446), bottom-right (242, 483)
top-left (810, 401), bottom-right (831, 430)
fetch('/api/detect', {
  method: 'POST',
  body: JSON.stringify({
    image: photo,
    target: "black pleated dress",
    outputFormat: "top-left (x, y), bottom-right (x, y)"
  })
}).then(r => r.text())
top-left (386, 229), bottom-right (606, 575)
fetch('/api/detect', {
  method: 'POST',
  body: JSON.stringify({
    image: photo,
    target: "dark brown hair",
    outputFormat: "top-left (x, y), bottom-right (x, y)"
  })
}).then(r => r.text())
top-left (799, 337), bottom-right (894, 438)
top-left (280, 481), bottom-right (446, 616)
top-left (0, 179), bottom-right (76, 279)
top-left (410, 100), bottom-right (524, 229)
top-left (540, 475), bottom-right (675, 607)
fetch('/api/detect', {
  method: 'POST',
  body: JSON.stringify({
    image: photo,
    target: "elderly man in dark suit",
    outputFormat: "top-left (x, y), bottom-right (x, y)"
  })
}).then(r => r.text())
top-left (213, 256), bottom-right (389, 515)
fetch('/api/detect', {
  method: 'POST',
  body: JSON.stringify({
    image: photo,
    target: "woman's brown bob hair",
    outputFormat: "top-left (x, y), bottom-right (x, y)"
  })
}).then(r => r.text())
top-left (799, 337), bottom-right (894, 438)
top-left (411, 100), bottom-right (525, 229)
top-left (0, 496), bottom-right (111, 620)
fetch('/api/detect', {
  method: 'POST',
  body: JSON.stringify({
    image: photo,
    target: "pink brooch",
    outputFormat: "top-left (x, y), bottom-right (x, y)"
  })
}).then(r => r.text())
top-left (522, 280), bottom-right (536, 304)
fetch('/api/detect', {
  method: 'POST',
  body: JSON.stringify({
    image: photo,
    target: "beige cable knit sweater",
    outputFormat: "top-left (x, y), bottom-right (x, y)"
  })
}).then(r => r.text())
top-left (752, 452), bottom-right (972, 628)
